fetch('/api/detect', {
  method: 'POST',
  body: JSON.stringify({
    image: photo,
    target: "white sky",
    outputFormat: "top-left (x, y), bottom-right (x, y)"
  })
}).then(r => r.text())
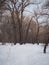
top-left (24, 0), bottom-right (49, 24)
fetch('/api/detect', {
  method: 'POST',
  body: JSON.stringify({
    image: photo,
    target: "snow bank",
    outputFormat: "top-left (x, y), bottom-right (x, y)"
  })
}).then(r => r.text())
top-left (0, 43), bottom-right (49, 65)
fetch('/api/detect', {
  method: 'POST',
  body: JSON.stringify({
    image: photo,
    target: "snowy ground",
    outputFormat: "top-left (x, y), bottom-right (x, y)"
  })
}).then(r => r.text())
top-left (0, 43), bottom-right (49, 65)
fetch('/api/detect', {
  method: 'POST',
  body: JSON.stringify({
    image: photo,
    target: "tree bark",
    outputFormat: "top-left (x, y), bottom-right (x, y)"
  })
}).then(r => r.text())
top-left (43, 43), bottom-right (48, 53)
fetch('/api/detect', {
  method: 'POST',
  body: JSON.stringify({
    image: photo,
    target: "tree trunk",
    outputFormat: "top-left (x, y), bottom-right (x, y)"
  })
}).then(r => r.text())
top-left (11, 12), bottom-right (17, 45)
top-left (43, 43), bottom-right (48, 53)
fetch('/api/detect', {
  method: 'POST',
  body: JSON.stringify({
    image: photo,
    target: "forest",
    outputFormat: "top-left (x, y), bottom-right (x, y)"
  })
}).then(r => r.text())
top-left (0, 0), bottom-right (49, 53)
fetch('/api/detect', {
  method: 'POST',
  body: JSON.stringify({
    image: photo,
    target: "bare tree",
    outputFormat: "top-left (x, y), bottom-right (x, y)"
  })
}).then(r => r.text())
top-left (0, 0), bottom-right (38, 44)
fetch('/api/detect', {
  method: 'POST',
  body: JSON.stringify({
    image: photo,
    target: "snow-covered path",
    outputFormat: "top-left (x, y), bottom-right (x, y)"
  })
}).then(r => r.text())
top-left (0, 43), bottom-right (49, 65)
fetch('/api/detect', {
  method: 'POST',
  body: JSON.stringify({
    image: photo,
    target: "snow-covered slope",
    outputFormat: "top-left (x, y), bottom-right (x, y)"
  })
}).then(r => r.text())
top-left (0, 43), bottom-right (49, 65)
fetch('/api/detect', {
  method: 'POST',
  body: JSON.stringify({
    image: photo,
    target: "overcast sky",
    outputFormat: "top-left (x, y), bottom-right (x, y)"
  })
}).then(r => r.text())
top-left (23, 0), bottom-right (49, 24)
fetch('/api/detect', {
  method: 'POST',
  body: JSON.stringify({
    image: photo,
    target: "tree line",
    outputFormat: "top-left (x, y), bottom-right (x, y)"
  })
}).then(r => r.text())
top-left (0, 0), bottom-right (49, 53)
